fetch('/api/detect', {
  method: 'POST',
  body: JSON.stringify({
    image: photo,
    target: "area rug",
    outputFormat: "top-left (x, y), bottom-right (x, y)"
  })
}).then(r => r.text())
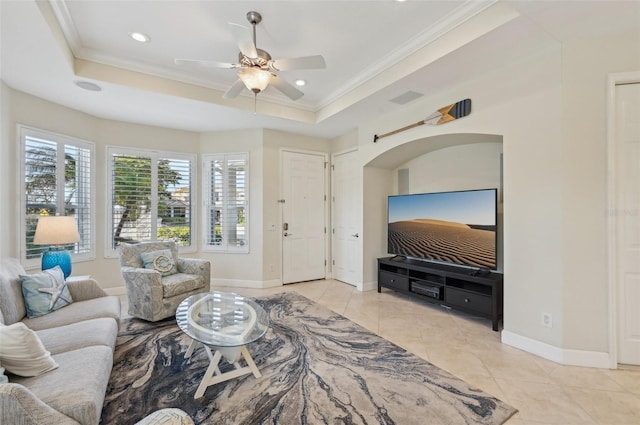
top-left (101, 292), bottom-right (517, 425)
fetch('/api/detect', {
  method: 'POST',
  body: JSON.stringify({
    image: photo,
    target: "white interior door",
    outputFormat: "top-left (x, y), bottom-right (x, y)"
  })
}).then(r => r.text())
top-left (282, 151), bottom-right (327, 284)
top-left (615, 82), bottom-right (640, 365)
top-left (332, 150), bottom-right (358, 286)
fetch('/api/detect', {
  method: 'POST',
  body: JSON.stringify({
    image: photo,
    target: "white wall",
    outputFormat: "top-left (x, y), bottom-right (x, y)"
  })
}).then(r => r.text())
top-left (362, 166), bottom-right (393, 289)
top-left (561, 33), bottom-right (640, 354)
top-left (0, 82), bottom-right (13, 258)
top-left (331, 128), bottom-right (358, 153)
top-left (354, 30), bottom-right (640, 363)
top-left (197, 128), bottom-right (333, 287)
top-left (357, 44), bottom-right (567, 348)
top-left (404, 143), bottom-right (502, 195)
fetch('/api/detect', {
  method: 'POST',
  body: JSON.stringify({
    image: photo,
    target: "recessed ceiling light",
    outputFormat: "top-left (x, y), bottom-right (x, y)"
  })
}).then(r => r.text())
top-left (295, 79), bottom-right (307, 87)
top-left (74, 81), bottom-right (102, 92)
top-left (129, 32), bottom-right (150, 43)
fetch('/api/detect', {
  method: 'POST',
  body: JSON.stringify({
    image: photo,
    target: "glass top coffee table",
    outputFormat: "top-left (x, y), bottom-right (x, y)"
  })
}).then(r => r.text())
top-left (176, 291), bottom-right (269, 399)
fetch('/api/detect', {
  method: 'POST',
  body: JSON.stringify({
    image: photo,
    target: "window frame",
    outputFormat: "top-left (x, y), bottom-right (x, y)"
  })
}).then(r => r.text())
top-left (105, 146), bottom-right (197, 258)
top-left (202, 152), bottom-right (250, 253)
top-left (18, 125), bottom-right (96, 269)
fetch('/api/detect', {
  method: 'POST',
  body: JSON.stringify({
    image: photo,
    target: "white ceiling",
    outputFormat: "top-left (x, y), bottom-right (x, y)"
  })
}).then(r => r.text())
top-left (1, 0), bottom-right (639, 139)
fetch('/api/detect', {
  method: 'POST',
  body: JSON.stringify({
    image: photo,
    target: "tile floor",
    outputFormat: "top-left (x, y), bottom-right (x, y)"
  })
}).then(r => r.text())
top-left (119, 279), bottom-right (640, 425)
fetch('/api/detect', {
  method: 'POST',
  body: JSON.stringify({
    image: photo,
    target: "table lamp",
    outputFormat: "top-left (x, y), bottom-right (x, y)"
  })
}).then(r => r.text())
top-left (33, 216), bottom-right (80, 279)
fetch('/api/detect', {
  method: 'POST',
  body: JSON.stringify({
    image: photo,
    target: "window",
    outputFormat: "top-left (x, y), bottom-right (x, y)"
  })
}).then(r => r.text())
top-left (203, 153), bottom-right (249, 252)
top-left (19, 126), bottom-right (94, 266)
top-left (107, 147), bottom-right (195, 255)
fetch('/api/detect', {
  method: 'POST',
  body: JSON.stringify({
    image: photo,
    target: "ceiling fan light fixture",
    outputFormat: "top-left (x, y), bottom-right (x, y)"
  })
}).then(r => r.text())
top-left (295, 79), bottom-right (307, 87)
top-left (238, 68), bottom-right (272, 93)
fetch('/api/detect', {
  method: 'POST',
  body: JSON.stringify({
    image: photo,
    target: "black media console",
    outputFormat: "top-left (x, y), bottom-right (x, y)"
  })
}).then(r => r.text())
top-left (377, 257), bottom-right (504, 331)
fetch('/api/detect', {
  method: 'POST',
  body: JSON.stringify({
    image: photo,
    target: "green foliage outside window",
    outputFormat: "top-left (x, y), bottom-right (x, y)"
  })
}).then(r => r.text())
top-left (157, 226), bottom-right (191, 246)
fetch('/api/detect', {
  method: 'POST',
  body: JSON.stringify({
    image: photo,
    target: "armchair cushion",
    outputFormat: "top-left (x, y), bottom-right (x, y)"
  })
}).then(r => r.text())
top-left (141, 249), bottom-right (178, 276)
top-left (161, 273), bottom-right (205, 298)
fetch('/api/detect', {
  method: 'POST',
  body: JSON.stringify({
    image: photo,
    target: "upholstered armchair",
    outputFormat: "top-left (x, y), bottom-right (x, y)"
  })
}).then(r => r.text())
top-left (118, 241), bottom-right (210, 322)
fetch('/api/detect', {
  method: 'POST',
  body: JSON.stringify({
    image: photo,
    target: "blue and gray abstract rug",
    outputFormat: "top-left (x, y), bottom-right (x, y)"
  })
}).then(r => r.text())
top-left (101, 292), bottom-right (517, 425)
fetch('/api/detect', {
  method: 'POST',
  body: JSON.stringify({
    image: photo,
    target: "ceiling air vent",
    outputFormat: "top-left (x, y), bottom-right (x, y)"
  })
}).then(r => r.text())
top-left (389, 91), bottom-right (423, 105)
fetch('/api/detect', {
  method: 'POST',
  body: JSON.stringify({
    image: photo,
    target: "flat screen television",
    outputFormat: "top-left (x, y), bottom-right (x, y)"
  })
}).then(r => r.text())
top-left (387, 188), bottom-right (498, 270)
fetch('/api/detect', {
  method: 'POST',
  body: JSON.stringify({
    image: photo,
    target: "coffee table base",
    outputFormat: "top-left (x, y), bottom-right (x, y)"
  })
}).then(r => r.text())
top-left (185, 339), bottom-right (261, 399)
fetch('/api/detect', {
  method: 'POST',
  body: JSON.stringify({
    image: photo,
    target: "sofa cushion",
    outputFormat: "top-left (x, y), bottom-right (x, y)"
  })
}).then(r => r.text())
top-left (141, 249), bottom-right (178, 276)
top-left (0, 258), bottom-right (27, 325)
top-left (20, 266), bottom-right (73, 318)
top-left (162, 273), bottom-right (205, 298)
top-left (10, 345), bottom-right (113, 425)
top-left (22, 295), bottom-right (121, 331)
top-left (0, 322), bottom-right (58, 377)
top-left (36, 317), bottom-right (119, 355)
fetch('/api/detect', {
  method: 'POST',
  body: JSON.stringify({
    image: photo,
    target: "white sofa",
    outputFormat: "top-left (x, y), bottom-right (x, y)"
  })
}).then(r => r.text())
top-left (0, 258), bottom-right (121, 425)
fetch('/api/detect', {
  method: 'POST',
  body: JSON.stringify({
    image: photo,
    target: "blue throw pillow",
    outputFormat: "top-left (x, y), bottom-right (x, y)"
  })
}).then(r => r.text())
top-left (20, 266), bottom-right (73, 318)
top-left (140, 249), bottom-right (178, 276)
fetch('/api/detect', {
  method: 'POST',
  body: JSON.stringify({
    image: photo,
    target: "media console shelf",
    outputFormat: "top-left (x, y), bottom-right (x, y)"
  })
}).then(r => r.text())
top-left (377, 257), bottom-right (504, 331)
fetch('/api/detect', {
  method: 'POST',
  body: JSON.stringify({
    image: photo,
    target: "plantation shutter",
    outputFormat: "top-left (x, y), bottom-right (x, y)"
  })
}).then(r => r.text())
top-left (158, 157), bottom-right (192, 246)
top-left (108, 148), bottom-right (195, 252)
top-left (110, 153), bottom-right (153, 247)
top-left (65, 144), bottom-right (92, 255)
top-left (22, 129), bottom-right (93, 262)
top-left (204, 153), bottom-right (249, 252)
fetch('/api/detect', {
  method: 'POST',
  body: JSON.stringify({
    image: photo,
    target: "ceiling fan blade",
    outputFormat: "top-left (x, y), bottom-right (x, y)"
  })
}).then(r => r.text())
top-left (174, 58), bottom-right (238, 69)
top-left (270, 55), bottom-right (326, 71)
top-left (269, 75), bottom-right (304, 101)
top-left (223, 79), bottom-right (247, 99)
top-left (228, 23), bottom-right (257, 58)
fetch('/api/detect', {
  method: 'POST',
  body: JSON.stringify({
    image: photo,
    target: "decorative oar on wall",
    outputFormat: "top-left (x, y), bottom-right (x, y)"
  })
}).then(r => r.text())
top-left (373, 99), bottom-right (472, 143)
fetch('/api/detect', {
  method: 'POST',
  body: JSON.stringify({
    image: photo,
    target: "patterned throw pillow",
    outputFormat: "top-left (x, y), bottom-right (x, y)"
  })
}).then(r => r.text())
top-left (0, 322), bottom-right (59, 377)
top-left (140, 249), bottom-right (178, 276)
top-left (20, 266), bottom-right (74, 318)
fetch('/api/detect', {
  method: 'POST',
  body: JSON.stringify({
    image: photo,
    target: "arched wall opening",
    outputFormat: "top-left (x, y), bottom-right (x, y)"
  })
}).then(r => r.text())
top-left (361, 133), bottom-right (504, 288)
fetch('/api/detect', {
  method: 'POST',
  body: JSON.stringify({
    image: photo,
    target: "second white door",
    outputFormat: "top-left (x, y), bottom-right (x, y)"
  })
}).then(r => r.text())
top-left (332, 150), bottom-right (359, 286)
top-left (282, 151), bottom-right (327, 284)
top-left (615, 81), bottom-right (640, 365)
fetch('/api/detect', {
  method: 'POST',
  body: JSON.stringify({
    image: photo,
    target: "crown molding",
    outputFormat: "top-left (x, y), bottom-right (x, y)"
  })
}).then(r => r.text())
top-left (317, 0), bottom-right (499, 110)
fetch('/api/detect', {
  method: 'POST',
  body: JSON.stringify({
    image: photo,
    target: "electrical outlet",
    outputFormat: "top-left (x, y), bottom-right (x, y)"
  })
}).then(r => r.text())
top-left (542, 312), bottom-right (553, 328)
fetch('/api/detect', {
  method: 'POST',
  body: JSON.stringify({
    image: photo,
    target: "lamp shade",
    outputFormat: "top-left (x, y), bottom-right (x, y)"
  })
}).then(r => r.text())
top-left (33, 216), bottom-right (80, 245)
top-left (238, 68), bottom-right (272, 93)
top-left (33, 216), bottom-right (79, 279)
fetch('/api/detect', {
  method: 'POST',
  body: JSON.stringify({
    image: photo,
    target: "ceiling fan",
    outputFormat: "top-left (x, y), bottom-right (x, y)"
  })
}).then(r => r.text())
top-left (175, 11), bottom-right (326, 101)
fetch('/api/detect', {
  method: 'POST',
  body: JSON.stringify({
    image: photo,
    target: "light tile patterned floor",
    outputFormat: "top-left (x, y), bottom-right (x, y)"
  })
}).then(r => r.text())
top-left (119, 279), bottom-right (640, 425)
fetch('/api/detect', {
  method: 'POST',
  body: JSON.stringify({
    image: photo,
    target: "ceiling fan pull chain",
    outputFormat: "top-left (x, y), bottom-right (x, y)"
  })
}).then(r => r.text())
top-left (254, 93), bottom-right (257, 115)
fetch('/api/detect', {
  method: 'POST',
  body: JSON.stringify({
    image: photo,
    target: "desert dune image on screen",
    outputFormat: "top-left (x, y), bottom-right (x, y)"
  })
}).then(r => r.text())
top-left (388, 190), bottom-right (497, 269)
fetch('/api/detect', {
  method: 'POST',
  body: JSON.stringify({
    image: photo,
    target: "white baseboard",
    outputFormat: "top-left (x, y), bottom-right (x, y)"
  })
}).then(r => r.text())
top-left (104, 286), bottom-right (126, 296)
top-left (105, 278), bottom-right (284, 296)
top-left (212, 278), bottom-right (283, 289)
top-left (361, 280), bottom-right (378, 292)
top-left (502, 330), bottom-right (612, 369)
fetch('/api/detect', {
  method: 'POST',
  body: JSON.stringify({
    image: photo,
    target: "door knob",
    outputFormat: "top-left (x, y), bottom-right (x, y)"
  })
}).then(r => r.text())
top-left (351, 233), bottom-right (359, 238)
top-left (284, 232), bottom-right (292, 237)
